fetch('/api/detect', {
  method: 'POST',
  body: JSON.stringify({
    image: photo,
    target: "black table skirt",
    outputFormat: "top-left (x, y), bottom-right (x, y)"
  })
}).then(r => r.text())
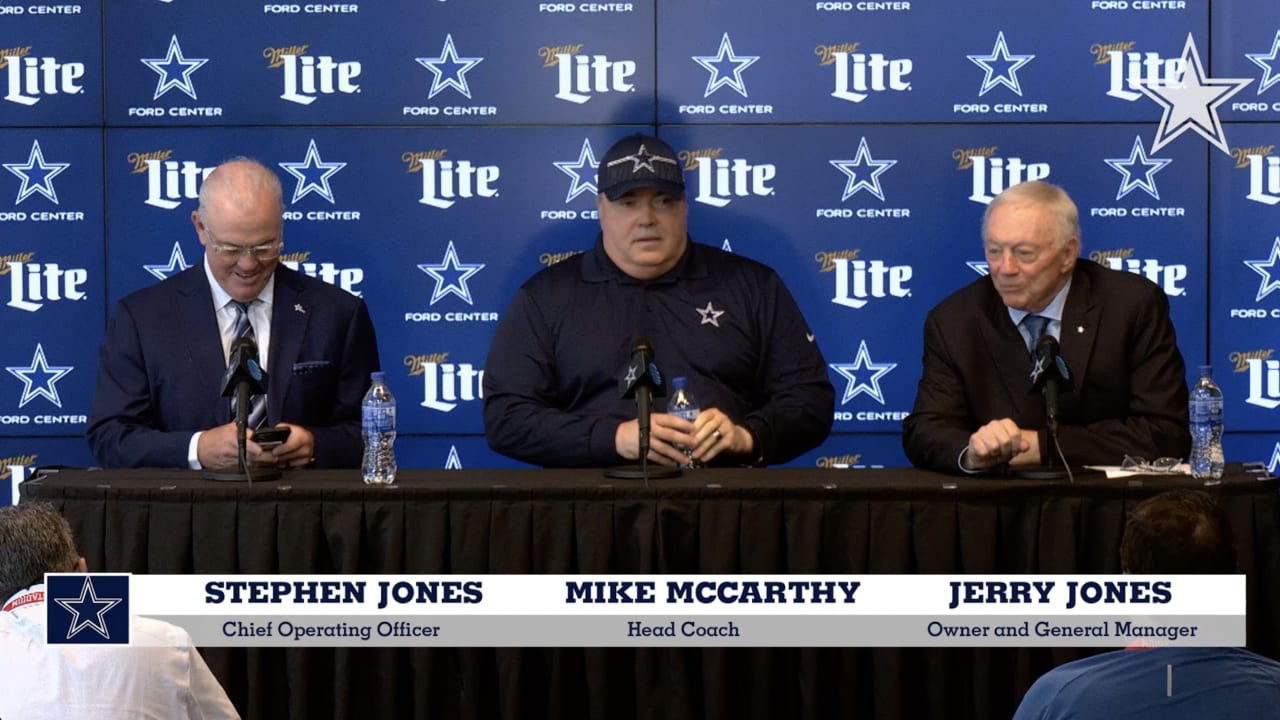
top-left (21, 465), bottom-right (1280, 720)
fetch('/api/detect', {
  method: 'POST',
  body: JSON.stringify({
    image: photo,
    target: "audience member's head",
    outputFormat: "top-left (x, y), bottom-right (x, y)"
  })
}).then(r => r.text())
top-left (0, 502), bottom-right (84, 602)
top-left (1120, 489), bottom-right (1237, 574)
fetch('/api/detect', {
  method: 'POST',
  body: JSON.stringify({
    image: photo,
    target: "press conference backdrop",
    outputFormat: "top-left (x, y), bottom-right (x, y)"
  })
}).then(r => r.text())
top-left (3, 0), bottom-right (1280, 494)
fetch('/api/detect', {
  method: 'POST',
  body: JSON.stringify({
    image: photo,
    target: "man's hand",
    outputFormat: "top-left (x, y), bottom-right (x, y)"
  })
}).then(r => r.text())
top-left (259, 422), bottom-right (315, 469)
top-left (963, 418), bottom-right (1039, 470)
top-left (615, 410), bottom-right (754, 466)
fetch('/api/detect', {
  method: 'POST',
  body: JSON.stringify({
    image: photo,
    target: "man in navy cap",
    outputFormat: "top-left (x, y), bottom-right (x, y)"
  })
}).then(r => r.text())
top-left (483, 133), bottom-right (833, 468)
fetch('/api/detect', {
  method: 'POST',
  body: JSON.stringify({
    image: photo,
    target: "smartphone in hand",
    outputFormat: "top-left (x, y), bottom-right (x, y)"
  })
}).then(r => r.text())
top-left (253, 426), bottom-right (291, 450)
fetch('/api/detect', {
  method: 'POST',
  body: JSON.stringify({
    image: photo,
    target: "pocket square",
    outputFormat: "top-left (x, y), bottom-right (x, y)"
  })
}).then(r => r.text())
top-left (292, 360), bottom-right (333, 375)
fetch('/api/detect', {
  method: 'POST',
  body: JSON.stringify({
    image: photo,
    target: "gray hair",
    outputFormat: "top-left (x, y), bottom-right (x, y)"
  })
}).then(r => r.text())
top-left (0, 502), bottom-right (80, 602)
top-left (981, 180), bottom-right (1080, 251)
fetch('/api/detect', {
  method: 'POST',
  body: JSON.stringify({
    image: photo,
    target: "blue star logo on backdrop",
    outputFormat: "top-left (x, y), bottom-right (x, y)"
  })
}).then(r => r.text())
top-left (140, 35), bottom-right (208, 101)
top-left (1136, 34), bottom-right (1251, 155)
top-left (54, 577), bottom-right (121, 640)
top-left (3, 140), bottom-right (69, 205)
top-left (445, 445), bottom-right (463, 470)
top-left (553, 138), bottom-right (599, 203)
top-left (418, 241), bottom-right (484, 305)
top-left (7, 344), bottom-right (73, 409)
top-left (829, 340), bottom-right (897, 405)
top-left (692, 32), bottom-right (758, 98)
top-left (143, 242), bottom-right (191, 281)
top-left (279, 139), bottom-right (346, 204)
top-left (967, 261), bottom-right (990, 276)
top-left (416, 34), bottom-right (483, 99)
top-left (1104, 136), bottom-right (1171, 201)
top-left (1245, 30), bottom-right (1280, 95)
top-left (830, 137), bottom-right (897, 202)
top-left (967, 31), bottom-right (1034, 97)
top-left (696, 301), bottom-right (724, 327)
top-left (1244, 237), bottom-right (1280, 302)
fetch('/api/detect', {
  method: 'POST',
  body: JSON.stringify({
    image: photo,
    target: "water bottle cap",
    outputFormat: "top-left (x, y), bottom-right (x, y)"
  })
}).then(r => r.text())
top-left (671, 376), bottom-right (687, 389)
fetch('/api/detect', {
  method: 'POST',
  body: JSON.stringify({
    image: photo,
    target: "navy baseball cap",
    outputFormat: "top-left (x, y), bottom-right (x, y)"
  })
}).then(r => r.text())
top-left (597, 134), bottom-right (685, 201)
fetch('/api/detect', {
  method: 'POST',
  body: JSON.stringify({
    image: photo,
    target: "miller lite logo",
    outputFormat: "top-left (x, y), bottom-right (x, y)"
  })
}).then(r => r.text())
top-left (955, 147), bottom-right (1050, 204)
top-left (128, 151), bottom-right (215, 211)
top-left (1088, 250), bottom-right (1186, 297)
top-left (406, 352), bottom-right (483, 413)
top-left (4, 258), bottom-right (88, 313)
top-left (816, 250), bottom-right (912, 309)
top-left (539, 43), bottom-right (636, 104)
top-left (679, 148), bottom-right (775, 208)
top-left (1, 48), bottom-right (85, 107)
top-left (1091, 42), bottom-right (1184, 103)
top-left (404, 150), bottom-right (500, 210)
top-left (1233, 349), bottom-right (1280, 410)
top-left (265, 45), bottom-right (361, 106)
top-left (1236, 146), bottom-right (1280, 205)
top-left (816, 42), bottom-right (912, 104)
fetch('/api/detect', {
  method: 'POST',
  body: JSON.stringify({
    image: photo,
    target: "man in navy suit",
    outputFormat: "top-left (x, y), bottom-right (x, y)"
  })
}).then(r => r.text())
top-left (902, 181), bottom-right (1189, 473)
top-left (87, 159), bottom-right (380, 470)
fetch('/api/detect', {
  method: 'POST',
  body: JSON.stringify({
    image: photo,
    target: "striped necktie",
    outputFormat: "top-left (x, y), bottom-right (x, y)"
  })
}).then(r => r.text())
top-left (230, 300), bottom-right (268, 430)
top-left (1022, 314), bottom-right (1049, 356)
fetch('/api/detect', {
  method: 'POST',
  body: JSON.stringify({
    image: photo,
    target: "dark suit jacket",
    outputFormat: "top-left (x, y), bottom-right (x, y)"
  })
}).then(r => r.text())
top-left (902, 260), bottom-right (1190, 473)
top-left (87, 265), bottom-right (380, 469)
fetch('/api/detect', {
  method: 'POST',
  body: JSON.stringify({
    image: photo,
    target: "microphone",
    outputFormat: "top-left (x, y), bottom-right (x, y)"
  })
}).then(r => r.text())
top-left (619, 339), bottom-right (665, 463)
top-left (221, 336), bottom-right (268, 398)
top-left (1029, 335), bottom-right (1070, 467)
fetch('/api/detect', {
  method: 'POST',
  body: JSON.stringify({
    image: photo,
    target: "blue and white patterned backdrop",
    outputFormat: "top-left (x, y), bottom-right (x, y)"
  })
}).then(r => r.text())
top-left (3, 0), bottom-right (1280, 499)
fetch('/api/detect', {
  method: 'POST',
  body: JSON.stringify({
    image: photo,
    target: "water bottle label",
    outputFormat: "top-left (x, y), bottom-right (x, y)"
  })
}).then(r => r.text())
top-left (363, 406), bottom-right (395, 433)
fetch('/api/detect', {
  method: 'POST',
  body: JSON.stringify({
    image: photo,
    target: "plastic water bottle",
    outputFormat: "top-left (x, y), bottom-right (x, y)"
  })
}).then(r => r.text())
top-left (666, 376), bottom-right (703, 469)
top-left (1189, 364), bottom-right (1224, 483)
top-left (361, 371), bottom-right (397, 485)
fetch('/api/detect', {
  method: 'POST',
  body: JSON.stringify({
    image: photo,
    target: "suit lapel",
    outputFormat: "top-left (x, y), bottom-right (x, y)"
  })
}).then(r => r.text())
top-left (1059, 264), bottom-right (1100, 396)
top-left (978, 284), bottom-right (1037, 420)
top-left (175, 267), bottom-right (230, 427)
top-left (268, 268), bottom-right (309, 422)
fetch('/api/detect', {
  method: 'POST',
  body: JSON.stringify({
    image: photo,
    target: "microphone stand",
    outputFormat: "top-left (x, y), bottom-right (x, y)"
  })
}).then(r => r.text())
top-left (203, 379), bottom-right (280, 484)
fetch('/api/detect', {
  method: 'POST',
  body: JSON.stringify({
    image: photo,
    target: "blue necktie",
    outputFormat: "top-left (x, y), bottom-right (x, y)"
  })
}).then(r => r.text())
top-left (230, 301), bottom-right (268, 430)
top-left (1022, 314), bottom-right (1049, 356)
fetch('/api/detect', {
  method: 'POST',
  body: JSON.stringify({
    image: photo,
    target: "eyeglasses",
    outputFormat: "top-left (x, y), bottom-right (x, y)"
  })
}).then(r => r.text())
top-left (1120, 455), bottom-right (1184, 474)
top-left (208, 241), bottom-right (283, 261)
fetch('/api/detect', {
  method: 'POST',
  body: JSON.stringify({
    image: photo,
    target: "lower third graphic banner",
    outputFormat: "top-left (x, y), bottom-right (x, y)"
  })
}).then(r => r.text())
top-left (45, 573), bottom-right (1245, 648)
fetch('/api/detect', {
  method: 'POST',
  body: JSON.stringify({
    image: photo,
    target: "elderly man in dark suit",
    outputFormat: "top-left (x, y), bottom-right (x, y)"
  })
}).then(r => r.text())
top-left (902, 180), bottom-right (1189, 473)
top-left (87, 158), bottom-right (380, 470)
